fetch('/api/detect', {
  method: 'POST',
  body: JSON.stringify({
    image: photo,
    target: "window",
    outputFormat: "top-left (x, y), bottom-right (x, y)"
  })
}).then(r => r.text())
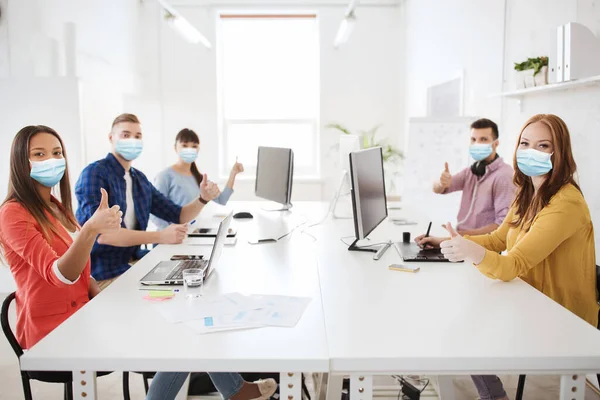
top-left (217, 14), bottom-right (320, 178)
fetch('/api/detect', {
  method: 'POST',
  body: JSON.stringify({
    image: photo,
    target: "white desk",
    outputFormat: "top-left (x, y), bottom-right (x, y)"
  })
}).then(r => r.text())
top-left (20, 203), bottom-right (329, 400)
top-left (20, 201), bottom-right (600, 400)
top-left (310, 205), bottom-right (600, 400)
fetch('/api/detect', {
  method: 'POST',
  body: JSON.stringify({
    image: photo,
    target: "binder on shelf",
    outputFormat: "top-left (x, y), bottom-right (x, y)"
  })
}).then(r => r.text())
top-left (563, 22), bottom-right (600, 82)
top-left (551, 25), bottom-right (564, 83)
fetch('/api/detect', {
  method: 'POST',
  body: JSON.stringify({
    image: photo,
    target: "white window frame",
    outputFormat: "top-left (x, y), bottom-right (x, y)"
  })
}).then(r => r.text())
top-left (216, 11), bottom-right (321, 181)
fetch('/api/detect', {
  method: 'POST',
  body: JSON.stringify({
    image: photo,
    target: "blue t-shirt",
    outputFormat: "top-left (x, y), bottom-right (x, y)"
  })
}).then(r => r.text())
top-left (151, 167), bottom-right (233, 229)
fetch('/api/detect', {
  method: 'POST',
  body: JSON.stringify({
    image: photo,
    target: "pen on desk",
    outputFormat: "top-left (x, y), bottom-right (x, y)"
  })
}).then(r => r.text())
top-left (189, 219), bottom-right (196, 226)
top-left (138, 288), bottom-right (180, 292)
top-left (425, 221), bottom-right (432, 237)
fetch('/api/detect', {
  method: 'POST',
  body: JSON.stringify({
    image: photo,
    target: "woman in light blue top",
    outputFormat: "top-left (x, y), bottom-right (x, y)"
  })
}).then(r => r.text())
top-left (152, 128), bottom-right (244, 229)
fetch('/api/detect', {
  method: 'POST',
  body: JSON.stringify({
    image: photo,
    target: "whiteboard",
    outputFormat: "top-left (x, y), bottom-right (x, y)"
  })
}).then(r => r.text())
top-left (402, 117), bottom-right (476, 224)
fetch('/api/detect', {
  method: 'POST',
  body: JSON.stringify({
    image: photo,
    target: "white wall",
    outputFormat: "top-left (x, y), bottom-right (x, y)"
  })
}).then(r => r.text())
top-left (0, 0), bottom-right (9, 78)
top-left (0, 78), bottom-right (83, 200)
top-left (132, 2), bottom-right (403, 201)
top-left (0, 0), bottom-right (139, 194)
top-left (403, 0), bottom-right (505, 121)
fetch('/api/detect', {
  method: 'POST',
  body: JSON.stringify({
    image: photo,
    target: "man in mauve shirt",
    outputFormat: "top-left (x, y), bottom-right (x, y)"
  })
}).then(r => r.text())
top-left (433, 118), bottom-right (515, 236)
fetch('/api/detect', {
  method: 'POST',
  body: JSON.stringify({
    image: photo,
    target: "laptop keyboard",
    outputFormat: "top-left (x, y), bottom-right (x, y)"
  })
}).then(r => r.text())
top-left (166, 260), bottom-right (208, 280)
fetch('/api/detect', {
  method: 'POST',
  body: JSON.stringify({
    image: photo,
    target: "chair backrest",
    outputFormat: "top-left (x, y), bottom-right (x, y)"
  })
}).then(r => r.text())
top-left (1, 292), bottom-right (24, 358)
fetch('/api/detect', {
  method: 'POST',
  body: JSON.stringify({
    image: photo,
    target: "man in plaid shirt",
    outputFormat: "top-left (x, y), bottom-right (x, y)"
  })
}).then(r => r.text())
top-left (75, 114), bottom-right (221, 289)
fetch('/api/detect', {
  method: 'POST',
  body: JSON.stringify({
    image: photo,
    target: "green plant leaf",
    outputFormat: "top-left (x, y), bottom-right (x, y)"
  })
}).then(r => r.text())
top-left (325, 123), bottom-right (352, 135)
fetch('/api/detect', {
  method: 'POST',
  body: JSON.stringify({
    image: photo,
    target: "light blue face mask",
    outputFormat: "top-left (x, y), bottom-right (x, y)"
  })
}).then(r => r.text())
top-left (116, 138), bottom-right (143, 161)
top-left (30, 158), bottom-right (66, 187)
top-left (179, 148), bottom-right (198, 163)
top-left (516, 148), bottom-right (553, 177)
top-left (469, 143), bottom-right (493, 161)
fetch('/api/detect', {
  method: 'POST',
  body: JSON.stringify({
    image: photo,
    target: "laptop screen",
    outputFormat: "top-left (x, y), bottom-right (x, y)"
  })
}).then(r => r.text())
top-left (204, 212), bottom-right (233, 277)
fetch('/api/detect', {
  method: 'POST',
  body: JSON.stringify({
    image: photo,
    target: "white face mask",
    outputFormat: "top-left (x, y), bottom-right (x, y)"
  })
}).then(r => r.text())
top-left (179, 148), bottom-right (198, 163)
top-left (516, 149), bottom-right (553, 177)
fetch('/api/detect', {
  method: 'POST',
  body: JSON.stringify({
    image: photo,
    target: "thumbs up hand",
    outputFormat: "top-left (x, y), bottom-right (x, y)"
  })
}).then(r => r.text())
top-left (200, 174), bottom-right (221, 202)
top-left (439, 162), bottom-right (452, 189)
top-left (440, 222), bottom-right (486, 263)
top-left (87, 188), bottom-right (122, 235)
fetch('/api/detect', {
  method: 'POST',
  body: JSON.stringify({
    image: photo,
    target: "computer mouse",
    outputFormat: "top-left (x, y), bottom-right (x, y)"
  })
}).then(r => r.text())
top-left (233, 212), bottom-right (254, 219)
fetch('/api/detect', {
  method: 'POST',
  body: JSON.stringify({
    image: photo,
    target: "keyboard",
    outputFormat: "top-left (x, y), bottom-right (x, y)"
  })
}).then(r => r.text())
top-left (166, 260), bottom-right (208, 280)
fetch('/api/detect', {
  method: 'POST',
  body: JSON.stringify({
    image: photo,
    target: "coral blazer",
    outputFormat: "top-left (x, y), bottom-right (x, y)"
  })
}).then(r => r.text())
top-left (0, 200), bottom-right (91, 349)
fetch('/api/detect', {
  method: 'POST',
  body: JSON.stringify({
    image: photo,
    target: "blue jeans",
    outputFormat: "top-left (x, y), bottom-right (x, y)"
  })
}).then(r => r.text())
top-left (146, 372), bottom-right (244, 400)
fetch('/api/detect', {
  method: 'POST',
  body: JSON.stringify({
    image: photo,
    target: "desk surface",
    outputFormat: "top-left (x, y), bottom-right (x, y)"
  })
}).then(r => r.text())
top-left (21, 202), bottom-right (329, 373)
top-left (311, 205), bottom-right (600, 375)
top-left (20, 201), bottom-right (600, 376)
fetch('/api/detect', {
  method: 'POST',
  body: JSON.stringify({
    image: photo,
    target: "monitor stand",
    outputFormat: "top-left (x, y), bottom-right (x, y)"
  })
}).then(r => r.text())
top-left (261, 203), bottom-right (293, 212)
top-left (347, 238), bottom-right (377, 253)
top-left (348, 239), bottom-right (393, 260)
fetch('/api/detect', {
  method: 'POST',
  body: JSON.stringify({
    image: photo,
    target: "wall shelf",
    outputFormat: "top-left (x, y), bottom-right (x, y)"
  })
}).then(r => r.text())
top-left (491, 75), bottom-right (600, 111)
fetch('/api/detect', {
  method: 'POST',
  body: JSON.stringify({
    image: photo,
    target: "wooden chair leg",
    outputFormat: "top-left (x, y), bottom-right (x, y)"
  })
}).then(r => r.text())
top-left (515, 375), bottom-right (526, 400)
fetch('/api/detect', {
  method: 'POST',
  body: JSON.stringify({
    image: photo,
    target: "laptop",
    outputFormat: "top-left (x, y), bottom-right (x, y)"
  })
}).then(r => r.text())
top-left (139, 212), bottom-right (233, 285)
top-left (393, 242), bottom-right (458, 262)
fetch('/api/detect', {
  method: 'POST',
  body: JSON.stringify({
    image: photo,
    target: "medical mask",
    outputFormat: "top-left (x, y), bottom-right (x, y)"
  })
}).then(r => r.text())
top-left (115, 138), bottom-right (143, 161)
top-left (179, 148), bottom-right (198, 163)
top-left (30, 158), bottom-right (66, 187)
top-left (469, 143), bottom-right (493, 161)
top-left (516, 149), bottom-right (553, 177)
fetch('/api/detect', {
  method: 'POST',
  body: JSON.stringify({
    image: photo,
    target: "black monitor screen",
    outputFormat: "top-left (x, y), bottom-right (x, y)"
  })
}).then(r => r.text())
top-left (349, 147), bottom-right (388, 240)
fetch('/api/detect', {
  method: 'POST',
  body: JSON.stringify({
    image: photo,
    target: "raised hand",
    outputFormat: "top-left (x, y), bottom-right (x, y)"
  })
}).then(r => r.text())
top-left (87, 188), bottom-right (122, 235)
top-left (440, 222), bottom-right (486, 263)
top-left (439, 162), bottom-right (452, 189)
top-left (200, 173), bottom-right (221, 201)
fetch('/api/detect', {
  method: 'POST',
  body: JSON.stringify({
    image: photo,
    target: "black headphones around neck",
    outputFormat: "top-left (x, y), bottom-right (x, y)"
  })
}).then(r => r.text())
top-left (470, 154), bottom-right (499, 177)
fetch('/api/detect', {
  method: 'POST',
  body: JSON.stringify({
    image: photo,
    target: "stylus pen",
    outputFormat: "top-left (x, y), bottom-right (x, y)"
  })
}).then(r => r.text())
top-left (425, 221), bottom-right (432, 238)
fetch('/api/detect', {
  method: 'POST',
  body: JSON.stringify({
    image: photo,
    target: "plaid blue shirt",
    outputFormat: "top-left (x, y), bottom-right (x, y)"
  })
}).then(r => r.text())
top-left (75, 153), bottom-right (182, 280)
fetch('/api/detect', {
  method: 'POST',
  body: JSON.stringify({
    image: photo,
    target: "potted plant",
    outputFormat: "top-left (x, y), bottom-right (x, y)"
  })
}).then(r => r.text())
top-left (326, 123), bottom-right (404, 198)
top-left (514, 56), bottom-right (548, 89)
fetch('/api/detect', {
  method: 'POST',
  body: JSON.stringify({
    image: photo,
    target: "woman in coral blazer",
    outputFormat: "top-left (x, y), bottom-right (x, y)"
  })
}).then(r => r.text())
top-left (0, 125), bottom-right (122, 349)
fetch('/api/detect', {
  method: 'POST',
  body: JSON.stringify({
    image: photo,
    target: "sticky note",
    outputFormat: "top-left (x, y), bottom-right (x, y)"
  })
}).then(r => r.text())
top-left (204, 317), bottom-right (214, 327)
top-left (149, 290), bottom-right (174, 298)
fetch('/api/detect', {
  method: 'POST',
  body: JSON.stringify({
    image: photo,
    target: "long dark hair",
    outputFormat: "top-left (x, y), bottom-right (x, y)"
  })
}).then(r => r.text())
top-left (175, 128), bottom-right (203, 186)
top-left (2, 125), bottom-right (78, 242)
top-left (511, 114), bottom-right (580, 229)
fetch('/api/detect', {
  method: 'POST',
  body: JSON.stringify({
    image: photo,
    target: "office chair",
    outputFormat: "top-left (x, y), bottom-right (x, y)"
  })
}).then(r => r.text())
top-left (1, 292), bottom-right (131, 400)
top-left (515, 265), bottom-right (600, 400)
top-left (122, 371), bottom-right (155, 399)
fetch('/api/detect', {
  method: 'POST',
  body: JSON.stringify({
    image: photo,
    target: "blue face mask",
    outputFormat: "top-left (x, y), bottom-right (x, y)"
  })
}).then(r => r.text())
top-left (469, 143), bottom-right (493, 161)
top-left (179, 148), bottom-right (198, 163)
top-left (516, 149), bottom-right (553, 177)
top-left (116, 139), bottom-right (143, 161)
top-left (30, 158), bottom-right (66, 187)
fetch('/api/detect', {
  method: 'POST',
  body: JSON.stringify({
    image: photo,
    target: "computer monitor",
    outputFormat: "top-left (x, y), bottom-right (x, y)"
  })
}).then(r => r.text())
top-left (255, 146), bottom-right (294, 211)
top-left (348, 147), bottom-right (388, 252)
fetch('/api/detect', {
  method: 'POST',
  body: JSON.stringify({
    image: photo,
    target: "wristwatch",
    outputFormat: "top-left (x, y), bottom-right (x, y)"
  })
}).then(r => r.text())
top-left (198, 196), bottom-right (209, 205)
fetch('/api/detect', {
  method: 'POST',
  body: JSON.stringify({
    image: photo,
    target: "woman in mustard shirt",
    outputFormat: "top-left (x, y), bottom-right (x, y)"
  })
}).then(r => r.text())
top-left (416, 114), bottom-right (598, 400)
